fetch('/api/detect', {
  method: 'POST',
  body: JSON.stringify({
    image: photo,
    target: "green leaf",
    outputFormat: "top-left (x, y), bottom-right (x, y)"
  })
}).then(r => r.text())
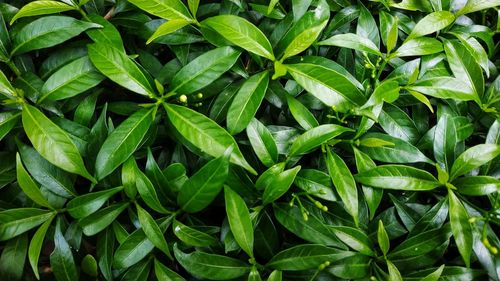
top-left (136, 204), bottom-right (172, 259)
top-left (354, 165), bottom-right (440, 191)
top-left (0, 233), bottom-right (27, 281)
top-left (227, 71), bottom-right (269, 134)
top-left (95, 107), bottom-right (154, 180)
top-left (448, 190), bottom-right (472, 267)
top-left (266, 244), bottom-right (352, 270)
top-left (286, 95), bottom-right (318, 130)
top-left (164, 103), bottom-right (256, 174)
top-left (262, 166), bottom-right (301, 205)
top-left (0, 12), bottom-right (10, 61)
top-left (387, 260), bottom-right (403, 281)
top-left (453, 176), bottom-right (500, 196)
top-left (136, 165), bottom-right (171, 214)
top-left (273, 203), bottom-right (344, 248)
top-left (361, 80), bottom-right (400, 109)
top-left (67, 186), bottom-right (123, 219)
top-left (267, 270), bottom-right (282, 281)
top-left (225, 186), bottom-right (254, 258)
top-left (0, 112), bottom-right (19, 141)
top-left (127, 0), bottom-right (193, 21)
top-left (457, 0), bottom-right (500, 15)
top-left (0, 70), bottom-right (15, 98)
top-left (154, 259), bottom-right (186, 281)
top-left (444, 40), bottom-right (484, 100)
top-left (246, 118), bottom-right (278, 167)
top-left (387, 226), bottom-right (452, 259)
top-left (38, 56), bottom-right (104, 102)
top-left (96, 228), bottom-right (114, 281)
top-left (449, 144), bottom-right (500, 180)
top-left (174, 244), bottom-right (250, 280)
top-left (172, 219), bottom-right (217, 247)
top-left (16, 153), bottom-right (51, 208)
top-left (88, 43), bottom-right (157, 97)
top-left (147, 19), bottom-right (191, 44)
top-left (326, 148), bottom-right (358, 225)
top-left (22, 104), bottom-right (95, 182)
top-left (275, 0), bottom-right (329, 60)
top-left (407, 77), bottom-right (479, 103)
top-left (419, 265), bottom-right (445, 281)
top-left (79, 203), bottom-right (129, 236)
top-left (360, 133), bottom-right (434, 164)
top-left (434, 114), bottom-right (456, 172)
top-left (319, 33), bottom-right (381, 56)
top-left (28, 216), bottom-right (54, 280)
top-left (379, 11), bottom-right (398, 53)
top-left (378, 220), bottom-right (390, 256)
top-left (12, 16), bottom-right (100, 55)
top-left (178, 153), bottom-right (229, 213)
top-left (114, 217), bottom-right (173, 269)
top-left (10, 1), bottom-right (77, 24)
top-left (201, 15), bottom-right (274, 60)
top-left (0, 208), bottom-right (54, 241)
top-left (330, 226), bottom-right (374, 256)
top-left (81, 254), bottom-right (98, 277)
top-left (354, 147), bottom-right (383, 220)
top-left (170, 46), bottom-right (241, 95)
top-left (50, 219), bottom-right (78, 281)
top-left (286, 61), bottom-right (366, 112)
top-left (289, 125), bottom-right (353, 157)
top-left (393, 38), bottom-right (443, 57)
top-left (85, 14), bottom-right (125, 52)
top-left (407, 11), bottom-right (455, 40)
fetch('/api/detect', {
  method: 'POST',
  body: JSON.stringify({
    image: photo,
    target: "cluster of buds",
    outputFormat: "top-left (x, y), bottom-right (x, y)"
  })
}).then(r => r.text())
top-left (362, 52), bottom-right (382, 79)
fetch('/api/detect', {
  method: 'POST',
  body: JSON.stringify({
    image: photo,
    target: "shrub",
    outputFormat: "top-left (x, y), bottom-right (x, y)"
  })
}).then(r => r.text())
top-left (0, 0), bottom-right (499, 280)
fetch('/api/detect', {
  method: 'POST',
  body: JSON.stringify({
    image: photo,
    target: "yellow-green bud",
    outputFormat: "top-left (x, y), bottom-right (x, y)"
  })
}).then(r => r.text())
top-left (324, 261), bottom-right (330, 266)
top-left (197, 93), bottom-right (203, 99)
top-left (302, 212), bottom-right (309, 221)
top-left (322, 206), bottom-right (328, 212)
top-left (318, 264), bottom-right (325, 270)
top-left (179, 95), bottom-right (187, 103)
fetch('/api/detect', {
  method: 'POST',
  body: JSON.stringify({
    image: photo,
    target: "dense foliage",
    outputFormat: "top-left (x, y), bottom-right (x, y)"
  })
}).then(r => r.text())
top-left (0, 0), bottom-right (500, 280)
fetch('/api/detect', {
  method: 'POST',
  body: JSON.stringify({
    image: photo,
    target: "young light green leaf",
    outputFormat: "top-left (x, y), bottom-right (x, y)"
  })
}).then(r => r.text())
top-left (10, 1), bottom-right (77, 24)
top-left (50, 219), bottom-right (78, 281)
top-left (170, 46), bottom-right (241, 95)
top-left (38, 56), bottom-right (104, 102)
top-left (22, 104), bottom-right (95, 182)
top-left (319, 33), bottom-right (382, 56)
top-left (457, 0), bottom-right (500, 15)
top-left (177, 153), bottom-right (229, 213)
top-left (127, 0), bottom-right (193, 22)
top-left (246, 118), bottom-right (278, 167)
top-left (289, 124), bottom-right (352, 157)
top-left (95, 107), bottom-right (154, 180)
top-left (387, 260), bottom-right (403, 281)
top-left (267, 270), bottom-right (282, 281)
top-left (136, 204), bottom-right (172, 259)
top-left (16, 153), bottom-right (51, 208)
top-left (67, 186), bottom-right (123, 219)
top-left (164, 103), bottom-right (256, 174)
top-left (420, 264), bottom-right (445, 281)
top-left (201, 15), bottom-right (275, 60)
top-left (88, 43), bottom-right (157, 97)
top-left (379, 11), bottom-right (398, 53)
top-left (227, 71), bottom-right (269, 134)
top-left (378, 220), bottom-right (390, 256)
top-left (174, 244), bottom-right (250, 280)
top-left (448, 190), bottom-right (472, 267)
top-left (360, 133), bottom-right (434, 164)
top-left (147, 19), bottom-right (191, 44)
top-left (0, 70), bottom-right (16, 98)
top-left (28, 215), bottom-right (55, 280)
top-left (12, 16), bottom-right (100, 55)
top-left (393, 38), bottom-right (443, 57)
top-left (326, 148), bottom-right (359, 225)
top-left (407, 11), bottom-right (455, 40)
top-left (354, 165), bottom-right (440, 191)
top-left (225, 187), bottom-right (254, 258)
top-left (407, 77), bottom-right (479, 103)
top-left (450, 144), bottom-right (500, 180)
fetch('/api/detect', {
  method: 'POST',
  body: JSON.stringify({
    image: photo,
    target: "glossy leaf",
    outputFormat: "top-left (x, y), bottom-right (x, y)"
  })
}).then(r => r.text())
top-left (10, 1), bottom-right (76, 24)
top-left (448, 190), bottom-right (472, 267)
top-left (355, 165), bottom-right (440, 191)
top-left (225, 187), bottom-right (254, 258)
top-left (289, 125), bottom-right (353, 157)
